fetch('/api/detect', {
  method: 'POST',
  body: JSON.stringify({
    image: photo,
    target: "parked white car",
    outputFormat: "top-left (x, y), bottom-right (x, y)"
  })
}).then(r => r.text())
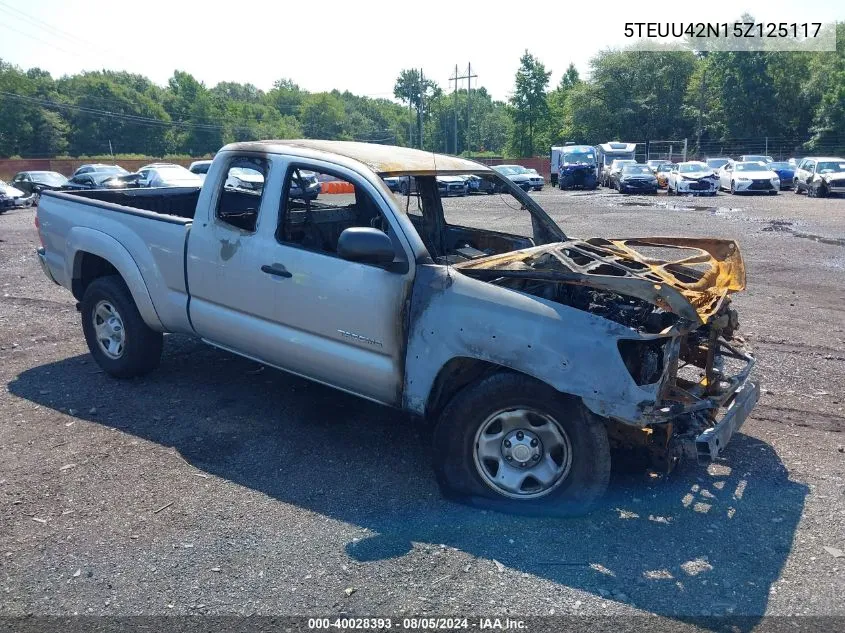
top-left (667, 162), bottom-right (719, 196)
top-left (793, 157), bottom-right (845, 197)
top-left (189, 160), bottom-right (213, 181)
top-left (0, 179), bottom-right (31, 212)
top-left (719, 161), bottom-right (779, 195)
top-left (137, 164), bottom-right (203, 188)
top-left (493, 165), bottom-right (544, 191)
top-left (739, 155), bottom-right (773, 164)
top-left (225, 166), bottom-right (265, 191)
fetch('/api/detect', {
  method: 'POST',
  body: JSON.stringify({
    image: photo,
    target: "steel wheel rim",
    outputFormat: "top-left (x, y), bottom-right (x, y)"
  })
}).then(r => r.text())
top-left (92, 300), bottom-right (125, 359)
top-left (473, 407), bottom-right (573, 500)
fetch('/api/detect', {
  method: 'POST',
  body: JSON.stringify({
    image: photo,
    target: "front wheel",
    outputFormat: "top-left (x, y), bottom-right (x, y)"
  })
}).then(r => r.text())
top-left (730, 181), bottom-right (737, 195)
top-left (432, 372), bottom-right (611, 517)
top-left (81, 276), bottom-right (163, 378)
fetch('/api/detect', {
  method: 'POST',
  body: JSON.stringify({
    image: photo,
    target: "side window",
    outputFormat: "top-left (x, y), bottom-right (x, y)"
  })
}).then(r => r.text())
top-left (215, 157), bottom-right (269, 233)
top-left (806, 161), bottom-right (816, 174)
top-left (277, 166), bottom-right (389, 257)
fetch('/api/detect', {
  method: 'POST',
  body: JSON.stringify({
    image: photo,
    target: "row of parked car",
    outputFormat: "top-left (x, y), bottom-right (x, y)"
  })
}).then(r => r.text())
top-left (1, 160), bottom-right (550, 214)
top-left (0, 162), bottom-right (208, 213)
top-left (601, 154), bottom-right (845, 197)
top-left (382, 164), bottom-right (545, 197)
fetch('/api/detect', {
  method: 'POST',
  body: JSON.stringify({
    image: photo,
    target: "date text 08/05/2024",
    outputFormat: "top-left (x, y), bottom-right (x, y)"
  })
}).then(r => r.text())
top-left (307, 617), bottom-right (527, 630)
top-left (624, 22), bottom-right (823, 39)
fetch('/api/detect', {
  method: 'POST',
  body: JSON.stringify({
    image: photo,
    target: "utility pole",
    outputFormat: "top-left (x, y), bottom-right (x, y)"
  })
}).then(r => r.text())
top-left (449, 65), bottom-right (459, 154)
top-left (466, 62), bottom-right (474, 155)
top-left (449, 63), bottom-right (477, 155)
top-left (417, 68), bottom-right (424, 150)
top-left (696, 52), bottom-right (708, 155)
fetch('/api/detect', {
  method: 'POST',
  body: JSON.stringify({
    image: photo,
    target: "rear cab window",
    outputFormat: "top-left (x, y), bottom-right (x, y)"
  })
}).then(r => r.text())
top-left (215, 156), bottom-right (269, 233)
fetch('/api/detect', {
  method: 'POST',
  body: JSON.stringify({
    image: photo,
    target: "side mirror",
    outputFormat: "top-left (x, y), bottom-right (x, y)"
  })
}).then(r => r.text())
top-left (337, 227), bottom-right (396, 265)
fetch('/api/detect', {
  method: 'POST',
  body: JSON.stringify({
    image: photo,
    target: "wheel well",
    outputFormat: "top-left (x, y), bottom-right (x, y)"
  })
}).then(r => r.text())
top-left (72, 252), bottom-right (119, 301)
top-left (425, 357), bottom-right (500, 420)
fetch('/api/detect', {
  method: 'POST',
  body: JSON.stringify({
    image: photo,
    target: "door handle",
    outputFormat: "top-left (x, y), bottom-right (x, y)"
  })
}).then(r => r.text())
top-left (261, 264), bottom-right (292, 278)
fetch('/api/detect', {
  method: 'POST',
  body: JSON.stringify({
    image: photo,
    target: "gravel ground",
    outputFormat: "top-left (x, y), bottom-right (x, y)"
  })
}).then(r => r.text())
top-left (1, 186), bottom-right (844, 624)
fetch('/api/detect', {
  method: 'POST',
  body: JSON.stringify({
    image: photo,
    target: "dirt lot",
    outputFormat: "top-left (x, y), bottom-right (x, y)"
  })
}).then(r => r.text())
top-left (1, 186), bottom-right (844, 624)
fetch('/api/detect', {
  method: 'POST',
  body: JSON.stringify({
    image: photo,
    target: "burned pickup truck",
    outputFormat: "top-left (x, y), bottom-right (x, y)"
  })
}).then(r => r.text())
top-left (35, 140), bottom-right (758, 516)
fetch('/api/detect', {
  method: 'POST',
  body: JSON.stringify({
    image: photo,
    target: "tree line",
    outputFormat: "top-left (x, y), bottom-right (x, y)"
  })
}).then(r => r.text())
top-left (1, 20), bottom-right (842, 160)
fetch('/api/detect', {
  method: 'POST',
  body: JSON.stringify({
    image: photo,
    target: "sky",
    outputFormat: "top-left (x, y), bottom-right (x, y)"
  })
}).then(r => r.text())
top-left (0, 0), bottom-right (842, 102)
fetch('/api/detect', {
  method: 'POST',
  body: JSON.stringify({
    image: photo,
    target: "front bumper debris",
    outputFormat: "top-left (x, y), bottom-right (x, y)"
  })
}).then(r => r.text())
top-left (695, 379), bottom-right (759, 460)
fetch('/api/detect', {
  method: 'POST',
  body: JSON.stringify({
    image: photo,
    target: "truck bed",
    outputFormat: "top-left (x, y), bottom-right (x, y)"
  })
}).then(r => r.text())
top-left (37, 188), bottom-right (197, 335)
top-left (60, 187), bottom-right (201, 220)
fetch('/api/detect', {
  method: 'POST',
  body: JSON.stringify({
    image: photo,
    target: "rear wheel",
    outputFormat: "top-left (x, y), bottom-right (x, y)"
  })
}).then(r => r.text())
top-left (81, 276), bottom-right (163, 378)
top-left (432, 372), bottom-right (611, 517)
top-left (730, 181), bottom-right (737, 195)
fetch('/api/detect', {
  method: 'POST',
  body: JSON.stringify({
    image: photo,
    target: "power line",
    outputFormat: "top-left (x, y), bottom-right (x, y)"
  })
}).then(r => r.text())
top-left (0, 21), bottom-right (86, 60)
top-left (0, 0), bottom-right (131, 64)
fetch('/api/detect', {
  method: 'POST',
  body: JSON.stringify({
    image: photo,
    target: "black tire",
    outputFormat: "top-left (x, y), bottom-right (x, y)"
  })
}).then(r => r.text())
top-left (730, 181), bottom-right (736, 195)
top-left (432, 372), bottom-right (611, 517)
top-left (81, 275), bottom-right (163, 379)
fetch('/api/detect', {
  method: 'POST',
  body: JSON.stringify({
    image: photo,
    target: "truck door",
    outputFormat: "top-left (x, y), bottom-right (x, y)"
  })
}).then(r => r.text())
top-left (186, 154), bottom-right (415, 406)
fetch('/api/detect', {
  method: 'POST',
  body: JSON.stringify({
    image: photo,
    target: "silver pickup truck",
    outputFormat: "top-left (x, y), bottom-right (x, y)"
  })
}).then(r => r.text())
top-left (36, 140), bottom-right (759, 516)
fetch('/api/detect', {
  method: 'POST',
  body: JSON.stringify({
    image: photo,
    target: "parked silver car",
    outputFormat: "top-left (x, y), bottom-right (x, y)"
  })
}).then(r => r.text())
top-left (493, 165), bottom-right (543, 191)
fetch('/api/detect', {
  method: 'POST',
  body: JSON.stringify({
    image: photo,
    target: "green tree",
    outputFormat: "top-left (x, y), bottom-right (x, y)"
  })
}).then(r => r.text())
top-left (300, 92), bottom-right (345, 139)
top-left (393, 69), bottom-right (437, 148)
top-left (508, 50), bottom-right (551, 156)
top-left (544, 63), bottom-right (582, 146)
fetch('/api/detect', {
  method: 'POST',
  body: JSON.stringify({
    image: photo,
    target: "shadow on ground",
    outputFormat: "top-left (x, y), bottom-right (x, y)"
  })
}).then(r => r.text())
top-left (8, 334), bottom-right (808, 625)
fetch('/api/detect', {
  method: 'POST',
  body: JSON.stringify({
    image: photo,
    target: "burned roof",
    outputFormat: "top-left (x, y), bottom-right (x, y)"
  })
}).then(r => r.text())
top-left (221, 140), bottom-right (492, 176)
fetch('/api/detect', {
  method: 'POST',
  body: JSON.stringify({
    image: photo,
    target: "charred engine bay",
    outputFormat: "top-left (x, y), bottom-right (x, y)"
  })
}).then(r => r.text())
top-left (480, 249), bottom-right (682, 335)
top-left (497, 275), bottom-right (677, 334)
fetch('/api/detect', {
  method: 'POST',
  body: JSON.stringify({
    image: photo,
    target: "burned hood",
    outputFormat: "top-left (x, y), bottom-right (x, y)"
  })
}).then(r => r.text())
top-left (455, 237), bottom-right (746, 326)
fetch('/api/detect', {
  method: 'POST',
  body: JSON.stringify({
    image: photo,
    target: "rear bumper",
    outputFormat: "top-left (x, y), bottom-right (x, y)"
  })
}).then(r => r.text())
top-left (36, 247), bottom-right (59, 285)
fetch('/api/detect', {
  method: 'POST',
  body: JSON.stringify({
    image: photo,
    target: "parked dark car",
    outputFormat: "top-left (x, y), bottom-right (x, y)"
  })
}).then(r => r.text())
top-left (11, 171), bottom-right (68, 198)
top-left (71, 164), bottom-right (128, 178)
top-left (382, 176), bottom-right (402, 192)
top-left (767, 161), bottom-right (795, 189)
top-left (615, 163), bottom-right (658, 194)
top-left (101, 173), bottom-right (145, 188)
top-left (62, 172), bottom-right (127, 190)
